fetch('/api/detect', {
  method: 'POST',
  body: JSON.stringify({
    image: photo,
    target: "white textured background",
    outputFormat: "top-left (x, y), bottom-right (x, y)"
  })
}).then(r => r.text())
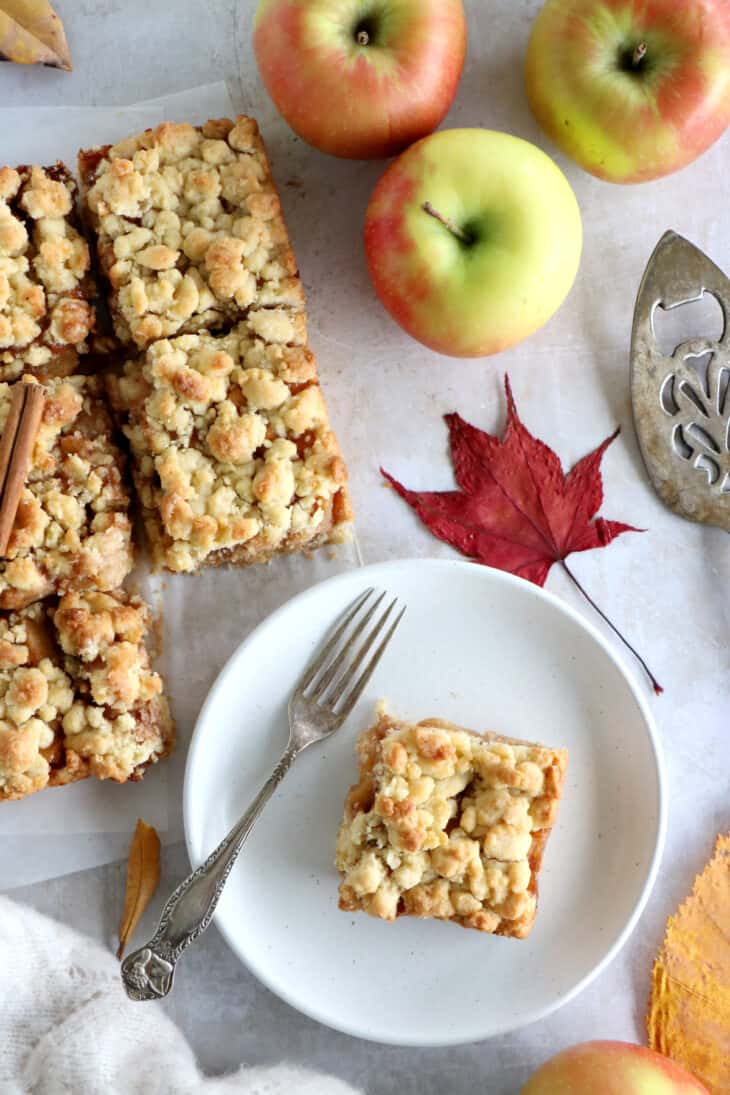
top-left (2, 1), bottom-right (729, 1091)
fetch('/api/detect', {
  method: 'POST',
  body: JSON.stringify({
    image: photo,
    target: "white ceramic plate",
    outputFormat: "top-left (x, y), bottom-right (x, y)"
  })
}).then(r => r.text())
top-left (184, 559), bottom-right (665, 1047)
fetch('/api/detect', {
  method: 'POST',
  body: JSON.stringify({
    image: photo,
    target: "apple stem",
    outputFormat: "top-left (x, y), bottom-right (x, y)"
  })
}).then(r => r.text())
top-left (633, 41), bottom-right (647, 66)
top-left (422, 202), bottom-right (473, 245)
top-left (357, 29), bottom-right (370, 46)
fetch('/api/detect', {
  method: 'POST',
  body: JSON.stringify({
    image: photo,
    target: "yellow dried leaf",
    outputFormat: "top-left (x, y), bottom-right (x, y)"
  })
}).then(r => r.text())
top-left (0, 0), bottom-right (72, 71)
top-left (648, 832), bottom-right (730, 1093)
top-left (116, 818), bottom-right (161, 961)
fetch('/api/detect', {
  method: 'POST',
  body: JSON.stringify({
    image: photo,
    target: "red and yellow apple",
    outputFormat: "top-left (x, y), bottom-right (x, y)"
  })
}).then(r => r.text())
top-left (526, 0), bottom-right (730, 183)
top-left (253, 0), bottom-right (467, 159)
top-left (364, 128), bottom-right (582, 358)
top-left (520, 1041), bottom-right (709, 1094)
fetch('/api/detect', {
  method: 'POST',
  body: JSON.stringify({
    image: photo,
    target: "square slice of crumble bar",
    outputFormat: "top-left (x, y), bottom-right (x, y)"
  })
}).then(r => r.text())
top-left (0, 163), bottom-right (97, 381)
top-left (0, 589), bottom-right (174, 802)
top-left (79, 116), bottom-right (304, 349)
top-left (107, 312), bottom-right (352, 574)
top-left (0, 376), bottom-right (134, 610)
top-left (336, 709), bottom-right (568, 939)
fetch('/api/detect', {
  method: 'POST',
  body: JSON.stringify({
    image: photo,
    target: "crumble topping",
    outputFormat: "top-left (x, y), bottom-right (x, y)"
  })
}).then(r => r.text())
top-left (0, 164), bottom-right (95, 380)
top-left (107, 315), bottom-right (352, 573)
top-left (79, 116), bottom-right (304, 348)
top-left (336, 711), bottom-right (568, 938)
top-left (0, 376), bottom-right (134, 609)
top-left (0, 589), bottom-right (173, 801)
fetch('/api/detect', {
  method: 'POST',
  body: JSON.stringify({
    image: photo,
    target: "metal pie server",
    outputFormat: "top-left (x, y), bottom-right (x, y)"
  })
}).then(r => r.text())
top-left (631, 231), bottom-right (730, 532)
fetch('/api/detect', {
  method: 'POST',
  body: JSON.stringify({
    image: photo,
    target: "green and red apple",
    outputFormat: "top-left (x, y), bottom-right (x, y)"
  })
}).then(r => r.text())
top-left (364, 128), bottom-right (582, 358)
top-left (520, 1041), bottom-right (709, 1095)
top-left (253, 0), bottom-right (467, 159)
top-left (526, 0), bottom-right (730, 183)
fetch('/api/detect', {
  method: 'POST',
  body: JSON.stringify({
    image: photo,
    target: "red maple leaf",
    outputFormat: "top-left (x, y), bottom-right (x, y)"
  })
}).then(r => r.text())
top-left (382, 376), bottom-right (662, 694)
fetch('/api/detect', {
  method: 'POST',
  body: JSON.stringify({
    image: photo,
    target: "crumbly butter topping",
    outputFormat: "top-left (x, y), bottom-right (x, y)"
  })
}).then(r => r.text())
top-left (0, 590), bottom-right (172, 801)
top-left (336, 713), bottom-right (567, 938)
top-left (0, 376), bottom-right (133, 609)
top-left (0, 164), bottom-right (94, 379)
top-left (109, 315), bottom-right (351, 573)
top-left (81, 117), bottom-right (304, 347)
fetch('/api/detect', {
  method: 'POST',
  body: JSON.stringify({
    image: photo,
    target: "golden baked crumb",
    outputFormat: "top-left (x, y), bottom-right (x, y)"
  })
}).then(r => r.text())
top-left (107, 315), bottom-right (352, 573)
top-left (79, 116), bottom-right (304, 348)
top-left (336, 709), bottom-right (568, 939)
top-left (0, 163), bottom-right (95, 381)
top-left (0, 589), bottom-right (173, 801)
top-left (0, 375), bottom-right (134, 609)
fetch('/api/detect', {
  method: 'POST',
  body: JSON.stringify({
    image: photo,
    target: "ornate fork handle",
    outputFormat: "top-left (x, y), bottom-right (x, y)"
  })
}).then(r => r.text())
top-left (121, 744), bottom-right (298, 1001)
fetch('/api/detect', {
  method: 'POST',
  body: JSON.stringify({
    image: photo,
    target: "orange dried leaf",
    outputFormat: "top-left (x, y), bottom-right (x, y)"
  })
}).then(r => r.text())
top-left (0, 0), bottom-right (72, 71)
top-left (648, 832), bottom-right (730, 1093)
top-left (116, 818), bottom-right (161, 961)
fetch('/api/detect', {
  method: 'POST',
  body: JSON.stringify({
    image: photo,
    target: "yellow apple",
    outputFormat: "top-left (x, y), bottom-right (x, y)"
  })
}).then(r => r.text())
top-left (364, 128), bottom-right (582, 358)
top-left (526, 0), bottom-right (730, 183)
top-left (521, 1042), bottom-right (709, 1094)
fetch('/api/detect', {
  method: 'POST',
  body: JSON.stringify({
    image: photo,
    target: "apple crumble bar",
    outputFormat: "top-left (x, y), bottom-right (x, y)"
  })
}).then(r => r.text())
top-left (107, 313), bottom-right (352, 573)
top-left (79, 116), bottom-right (304, 349)
top-left (0, 376), bottom-right (134, 609)
top-left (336, 709), bottom-right (568, 938)
top-left (0, 588), bottom-right (173, 801)
top-left (0, 163), bottom-right (96, 381)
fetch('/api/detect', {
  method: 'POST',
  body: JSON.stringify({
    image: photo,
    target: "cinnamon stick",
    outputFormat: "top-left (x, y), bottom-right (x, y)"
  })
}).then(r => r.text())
top-left (0, 384), bottom-right (26, 499)
top-left (0, 383), bottom-right (46, 555)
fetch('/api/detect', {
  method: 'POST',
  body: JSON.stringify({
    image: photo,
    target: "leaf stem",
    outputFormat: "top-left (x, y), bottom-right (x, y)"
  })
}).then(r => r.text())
top-left (561, 560), bottom-right (663, 695)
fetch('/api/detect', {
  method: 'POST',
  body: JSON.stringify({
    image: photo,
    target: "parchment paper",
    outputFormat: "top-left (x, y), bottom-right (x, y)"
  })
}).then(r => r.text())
top-left (0, 84), bottom-right (360, 886)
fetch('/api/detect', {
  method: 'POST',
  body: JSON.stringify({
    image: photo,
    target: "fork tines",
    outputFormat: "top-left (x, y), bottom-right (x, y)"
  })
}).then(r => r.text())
top-left (300, 589), bottom-right (405, 718)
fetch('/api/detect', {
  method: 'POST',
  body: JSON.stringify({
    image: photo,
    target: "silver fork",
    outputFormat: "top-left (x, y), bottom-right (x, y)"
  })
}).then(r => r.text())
top-left (121, 588), bottom-right (405, 1002)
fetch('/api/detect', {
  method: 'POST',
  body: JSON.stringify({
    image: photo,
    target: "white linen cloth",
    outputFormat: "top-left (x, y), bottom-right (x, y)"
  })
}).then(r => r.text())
top-left (0, 896), bottom-right (360, 1095)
